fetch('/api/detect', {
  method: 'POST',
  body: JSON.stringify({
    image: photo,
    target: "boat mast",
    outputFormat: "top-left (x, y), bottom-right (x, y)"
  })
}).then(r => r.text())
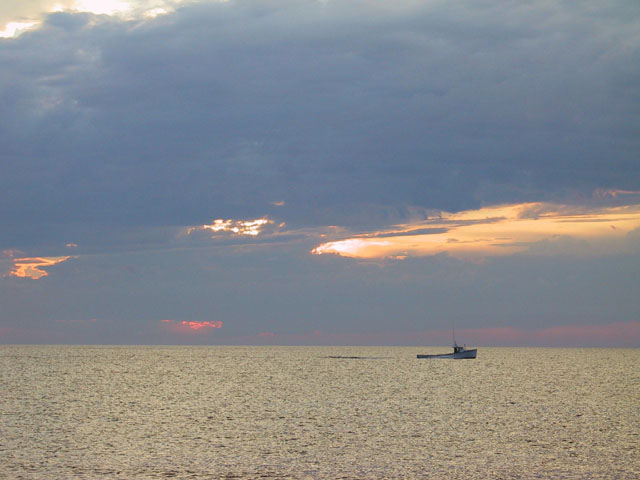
top-left (452, 319), bottom-right (457, 347)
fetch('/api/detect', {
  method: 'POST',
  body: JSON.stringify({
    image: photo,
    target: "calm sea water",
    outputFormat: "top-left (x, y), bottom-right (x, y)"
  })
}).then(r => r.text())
top-left (1, 346), bottom-right (638, 479)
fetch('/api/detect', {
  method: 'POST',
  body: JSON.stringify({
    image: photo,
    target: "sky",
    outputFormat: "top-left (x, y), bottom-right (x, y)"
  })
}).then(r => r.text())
top-left (1, 0), bottom-right (639, 346)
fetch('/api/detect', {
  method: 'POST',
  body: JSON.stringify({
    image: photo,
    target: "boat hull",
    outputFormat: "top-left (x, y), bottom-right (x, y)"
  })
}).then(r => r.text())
top-left (417, 349), bottom-right (477, 359)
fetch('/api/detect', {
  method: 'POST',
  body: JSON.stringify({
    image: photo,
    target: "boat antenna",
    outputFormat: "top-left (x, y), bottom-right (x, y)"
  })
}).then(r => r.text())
top-left (452, 319), bottom-right (457, 347)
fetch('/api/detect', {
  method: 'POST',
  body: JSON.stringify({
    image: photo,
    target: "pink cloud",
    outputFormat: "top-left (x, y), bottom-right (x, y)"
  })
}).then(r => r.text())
top-left (181, 320), bottom-right (223, 330)
top-left (594, 188), bottom-right (640, 199)
top-left (160, 319), bottom-right (223, 333)
top-left (224, 321), bottom-right (640, 347)
top-left (531, 322), bottom-right (640, 347)
top-left (419, 322), bottom-right (640, 347)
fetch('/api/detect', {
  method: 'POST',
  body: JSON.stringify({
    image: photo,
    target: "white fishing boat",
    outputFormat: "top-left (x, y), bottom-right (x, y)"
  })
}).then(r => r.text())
top-left (417, 342), bottom-right (477, 359)
top-left (417, 327), bottom-right (477, 359)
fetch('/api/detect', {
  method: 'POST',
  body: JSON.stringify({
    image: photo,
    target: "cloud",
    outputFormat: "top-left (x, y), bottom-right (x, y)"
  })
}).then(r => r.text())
top-left (72, 0), bottom-right (131, 16)
top-left (1, 0), bottom-right (638, 250)
top-left (594, 189), bottom-right (640, 200)
top-left (187, 217), bottom-right (274, 237)
top-left (0, 0), bottom-right (186, 38)
top-left (160, 319), bottom-right (223, 332)
top-left (0, 21), bottom-right (38, 38)
top-left (219, 321), bottom-right (640, 348)
top-left (312, 202), bottom-right (640, 259)
top-left (420, 321), bottom-right (640, 348)
top-left (5, 255), bottom-right (71, 279)
top-left (0, 1), bottom-right (639, 346)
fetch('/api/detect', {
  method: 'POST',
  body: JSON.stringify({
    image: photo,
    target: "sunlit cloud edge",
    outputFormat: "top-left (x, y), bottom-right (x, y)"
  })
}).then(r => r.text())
top-left (311, 202), bottom-right (640, 260)
top-left (0, 0), bottom-right (194, 38)
top-left (4, 255), bottom-right (72, 280)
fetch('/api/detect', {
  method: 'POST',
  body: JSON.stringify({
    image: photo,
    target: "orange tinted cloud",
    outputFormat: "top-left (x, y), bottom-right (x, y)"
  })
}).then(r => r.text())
top-left (312, 202), bottom-right (640, 260)
top-left (160, 319), bottom-right (223, 333)
top-left (187, 217), bottom-right (273, 236)
top-left (8, 256), bottom-right (71, 279)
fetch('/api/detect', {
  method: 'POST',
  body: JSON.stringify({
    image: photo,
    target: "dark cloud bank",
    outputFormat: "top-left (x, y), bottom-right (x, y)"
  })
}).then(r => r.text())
top-left (2, 0), bottom-right (639, 251)
top-left (1, 1), bottom-right (639, 345)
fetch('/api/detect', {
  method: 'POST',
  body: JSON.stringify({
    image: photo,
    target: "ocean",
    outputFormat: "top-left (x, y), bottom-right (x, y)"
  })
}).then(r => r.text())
top-left (1, 346), bottom-right (638, 479)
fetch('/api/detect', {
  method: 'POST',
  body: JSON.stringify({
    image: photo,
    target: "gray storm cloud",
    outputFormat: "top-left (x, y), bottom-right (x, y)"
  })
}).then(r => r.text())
top-left (1, 0), bottom-right (639, 252)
